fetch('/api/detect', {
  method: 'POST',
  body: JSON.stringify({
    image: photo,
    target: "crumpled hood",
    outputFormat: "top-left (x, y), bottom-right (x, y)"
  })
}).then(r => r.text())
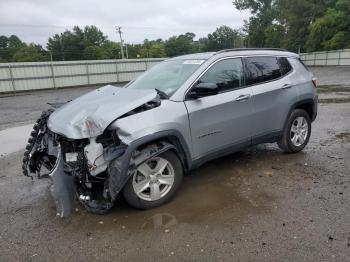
top-left (47, 85), bottom-right (157, 139)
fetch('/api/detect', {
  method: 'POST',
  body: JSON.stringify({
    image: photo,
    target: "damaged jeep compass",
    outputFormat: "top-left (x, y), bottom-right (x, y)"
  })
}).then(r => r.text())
top-left (22, 49), bottom-right (318, 217)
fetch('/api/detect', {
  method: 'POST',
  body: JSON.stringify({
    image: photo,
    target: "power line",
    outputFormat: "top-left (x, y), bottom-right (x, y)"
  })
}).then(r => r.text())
top-left (0, 23), bottom-right (181, 30)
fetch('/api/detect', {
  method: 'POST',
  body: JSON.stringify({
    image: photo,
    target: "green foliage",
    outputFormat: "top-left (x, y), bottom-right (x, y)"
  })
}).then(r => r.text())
top-left (235, 0), bottom-right (349, 52)
top-left (82, 46), bottom-right (104, 60)
top-left (83, 26), bottom-right (107, 46)
top-left (131, 39), bottom-right (166, 58)
top-left (100, 41), bottom-right (121, 59)
top-left (164, 33), bottom-right (199, 57)
top-left (0, 35), bottom-right (48, 62)
top-left (3, 1), bottom-right (350, 64)
top-left (12, 44), bottom-right (49, 62)
top-left (307, 0), bottom-right (350, 51)
top-left (323, 31), bottom-right (350, 50)
top-left (264, 24), bottom-right (285, 48)
top-left (234, 0), bottom-right (282, 48)
top-left (200, 26), bottom-right (245, 51)
top-left (48, 26), bottom-right (88, 60)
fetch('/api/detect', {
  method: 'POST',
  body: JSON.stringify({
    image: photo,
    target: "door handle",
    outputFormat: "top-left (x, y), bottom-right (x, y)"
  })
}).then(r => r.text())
top-left (282, 84), bottom-right (292, 89)
top-left (235, 94), bottom-right (251, 102)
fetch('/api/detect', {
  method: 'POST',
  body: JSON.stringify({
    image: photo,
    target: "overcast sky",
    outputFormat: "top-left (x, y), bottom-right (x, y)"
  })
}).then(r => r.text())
top-left (0, 0), bottom-right (250, 47)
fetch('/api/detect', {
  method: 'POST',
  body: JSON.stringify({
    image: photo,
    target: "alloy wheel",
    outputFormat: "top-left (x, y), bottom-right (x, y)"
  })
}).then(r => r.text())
top-left (290, 116), bottom-right (309, 147)
top-left (132, 157), bottom-right (175, 201)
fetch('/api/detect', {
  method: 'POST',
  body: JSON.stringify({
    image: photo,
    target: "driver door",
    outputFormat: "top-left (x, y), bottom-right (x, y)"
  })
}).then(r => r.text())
top-left (185, 58), bottom-right (254, 159)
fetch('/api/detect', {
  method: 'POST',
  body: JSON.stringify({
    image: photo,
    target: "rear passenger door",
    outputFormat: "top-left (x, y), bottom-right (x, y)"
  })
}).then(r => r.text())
top-left (244, 56), bottom-right (298, 141)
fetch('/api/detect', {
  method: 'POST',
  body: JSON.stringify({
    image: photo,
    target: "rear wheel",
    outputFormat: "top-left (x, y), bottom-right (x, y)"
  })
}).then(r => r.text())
top-left (278, 109), bottom-right (311, 153)
top-left (123, 151), bottom-right (183, 209)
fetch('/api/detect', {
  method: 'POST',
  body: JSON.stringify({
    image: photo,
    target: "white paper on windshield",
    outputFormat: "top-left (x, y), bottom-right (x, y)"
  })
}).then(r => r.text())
top-left (183, 60), bottom-right (205, 65)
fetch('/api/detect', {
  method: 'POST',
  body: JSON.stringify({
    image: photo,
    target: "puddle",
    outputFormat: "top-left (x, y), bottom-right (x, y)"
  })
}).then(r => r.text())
top-left (67, 150), bottom-right (278, 232)
top-left (0, 124), bottom-right (33, 157)
top-left (335, 131), bottom-right (350, 141)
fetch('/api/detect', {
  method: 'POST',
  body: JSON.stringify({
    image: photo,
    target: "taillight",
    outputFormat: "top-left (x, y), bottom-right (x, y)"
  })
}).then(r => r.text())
top-left (312, 78), bottom-right (317, 88)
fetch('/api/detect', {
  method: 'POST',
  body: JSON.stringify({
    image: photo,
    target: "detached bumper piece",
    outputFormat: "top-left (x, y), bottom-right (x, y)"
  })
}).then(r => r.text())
top-left (50, 152), bottom-right (77, 218)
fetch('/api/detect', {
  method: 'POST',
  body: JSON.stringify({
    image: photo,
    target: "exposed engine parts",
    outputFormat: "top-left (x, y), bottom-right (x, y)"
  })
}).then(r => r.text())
top-left (22, 106), bottom-right (173, 217)
top-left (84, 137), bottom-right (108, 176)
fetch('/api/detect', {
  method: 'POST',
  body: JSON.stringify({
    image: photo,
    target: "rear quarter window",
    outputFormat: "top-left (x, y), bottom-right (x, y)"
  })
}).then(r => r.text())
top-left (244, 56), bottom-right (282, 85)
top-left (278, 57), bottom-right (293, 75)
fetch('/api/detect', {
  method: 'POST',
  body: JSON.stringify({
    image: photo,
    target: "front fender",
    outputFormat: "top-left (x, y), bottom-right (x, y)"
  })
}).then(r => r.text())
top-left (107, 134), bottom-right (192, 201)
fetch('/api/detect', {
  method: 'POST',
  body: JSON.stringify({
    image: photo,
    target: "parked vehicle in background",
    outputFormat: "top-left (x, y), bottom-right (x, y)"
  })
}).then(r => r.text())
top-left (22, 48), bottom-right (318, 217)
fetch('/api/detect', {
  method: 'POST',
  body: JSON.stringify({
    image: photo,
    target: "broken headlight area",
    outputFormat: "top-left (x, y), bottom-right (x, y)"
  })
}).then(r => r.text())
top-left (56, 131), bottom-right (127, 216)
top-left (22, 109), bottom-right (57, 179)
top-left (23, 113), bottom-right (127, 217)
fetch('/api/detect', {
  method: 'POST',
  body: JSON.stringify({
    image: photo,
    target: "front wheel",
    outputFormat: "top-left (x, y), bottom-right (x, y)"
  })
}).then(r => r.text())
top-left (123, 151), bottom-right (183, 209)
top-left (278, 109), bottom-right (311, 153)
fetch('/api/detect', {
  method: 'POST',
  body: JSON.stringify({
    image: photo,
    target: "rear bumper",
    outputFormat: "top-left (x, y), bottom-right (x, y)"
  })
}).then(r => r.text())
top-left (312, 95), bottom-right (318, 122)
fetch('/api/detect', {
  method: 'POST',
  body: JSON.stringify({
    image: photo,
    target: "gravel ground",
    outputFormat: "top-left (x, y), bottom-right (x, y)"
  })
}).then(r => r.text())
top-left (0, 85), bottom-right (349, 261)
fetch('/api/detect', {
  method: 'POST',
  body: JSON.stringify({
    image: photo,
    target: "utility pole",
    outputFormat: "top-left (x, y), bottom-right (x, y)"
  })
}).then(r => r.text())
top-left (125, 44), bottom-right (129, 59)
top-left (116, 26), bottom-right (125, 59)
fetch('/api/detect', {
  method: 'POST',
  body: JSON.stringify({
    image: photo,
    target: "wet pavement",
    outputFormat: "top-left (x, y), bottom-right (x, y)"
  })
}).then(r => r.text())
top-left (0, 86), bottom-right (350, 261)
top-left (0, 124), bottom-right (33, 157)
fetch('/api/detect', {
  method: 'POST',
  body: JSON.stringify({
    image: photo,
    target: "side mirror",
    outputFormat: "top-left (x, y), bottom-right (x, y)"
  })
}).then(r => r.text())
top-left (188, 82), bottom-right (218, 99)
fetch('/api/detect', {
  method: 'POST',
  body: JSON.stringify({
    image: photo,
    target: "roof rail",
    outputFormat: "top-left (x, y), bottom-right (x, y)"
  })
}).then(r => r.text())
top-left (215, 48), bottom-right (288, 54)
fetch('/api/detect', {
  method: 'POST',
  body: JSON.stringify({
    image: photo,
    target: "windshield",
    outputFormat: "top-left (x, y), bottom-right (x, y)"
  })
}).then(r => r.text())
top-left (127, 59), bottom-right (204, 96)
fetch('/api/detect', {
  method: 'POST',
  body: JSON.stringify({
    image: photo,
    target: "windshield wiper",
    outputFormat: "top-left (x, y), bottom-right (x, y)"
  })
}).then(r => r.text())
top-left (155, 88), bottom-right (169, 99)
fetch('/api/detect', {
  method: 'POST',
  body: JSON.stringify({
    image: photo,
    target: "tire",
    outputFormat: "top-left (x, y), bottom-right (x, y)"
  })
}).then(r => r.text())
top-left (278, 109), bottom-right (311, 153)
top-left (123, 151), bottom-right (183, 209)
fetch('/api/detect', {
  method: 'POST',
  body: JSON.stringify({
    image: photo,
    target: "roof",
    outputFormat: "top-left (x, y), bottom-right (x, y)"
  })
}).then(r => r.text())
top-left (170, 48), bottom-right (298, 61)
top-left (215, 48), bottom-right (298, 58)
top-left (169, 52), bottom-right (215, 60)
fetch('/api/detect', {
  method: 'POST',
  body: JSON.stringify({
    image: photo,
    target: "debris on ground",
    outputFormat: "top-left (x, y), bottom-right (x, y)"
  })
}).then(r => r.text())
top-left (327, 155), bottom-right (344, 160)
top-left (328, 235), bottom-right (334, 241)
top-left (263, 171), bottom-right (273, 177)
top-left (272, 166), bottom-right (282, 170)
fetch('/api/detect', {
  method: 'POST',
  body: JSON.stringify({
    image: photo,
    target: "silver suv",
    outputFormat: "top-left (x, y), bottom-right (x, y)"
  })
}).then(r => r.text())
top-left (23, 48), bottom-right (318, 217)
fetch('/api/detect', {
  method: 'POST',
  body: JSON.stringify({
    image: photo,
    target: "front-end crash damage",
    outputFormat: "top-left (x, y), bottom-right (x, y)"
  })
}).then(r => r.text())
top-left (22, 85), bottom-right (171, 217)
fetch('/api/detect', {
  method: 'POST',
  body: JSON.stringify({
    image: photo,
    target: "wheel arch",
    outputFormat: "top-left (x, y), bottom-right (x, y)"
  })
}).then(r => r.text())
top-left (283, 98), bottom-right (316, 131)
top-left (131, 130), bottom-right (193, 171)
top-left (107, 130), bottom-right (192, 201)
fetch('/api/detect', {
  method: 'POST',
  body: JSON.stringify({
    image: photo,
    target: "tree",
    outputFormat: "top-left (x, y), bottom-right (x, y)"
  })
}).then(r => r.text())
top-left (82, 46), bottom-right (103, 60)
top-left (165, 33), bottom-right (198, 57)
top-left (83, 26), bottom-right (107, 46)
top-left (264, 23), bottom-right (285, 48)
top-left (0, 36), bottom-right (9, 62)
top-left (234, 0), bottom-right (279, 48)
top-left (100, 41), bottom-right (121, 59)
top-left (276, 0), bottom-right (334, 52)
top-left (306, 0), bottom-right (350, 51)
top-left (47, 26), bottom-right (107, 61)
top-left (200, 26), bottom-right (245, 51)
top-left (233, 0), bottom-right (336, 52)
top-left (8, 35), bottom-right (26, 59)
top-left (13, 44), bottom-right (48, 62)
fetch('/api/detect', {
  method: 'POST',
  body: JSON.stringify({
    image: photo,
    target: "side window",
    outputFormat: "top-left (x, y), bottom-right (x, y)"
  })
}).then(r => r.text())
top-left (278, 57), bottom-right (293, 75)
top-left (244, 56), bottom-right (281, 85)
top-left (199, 58), bottom-right (244, 92)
